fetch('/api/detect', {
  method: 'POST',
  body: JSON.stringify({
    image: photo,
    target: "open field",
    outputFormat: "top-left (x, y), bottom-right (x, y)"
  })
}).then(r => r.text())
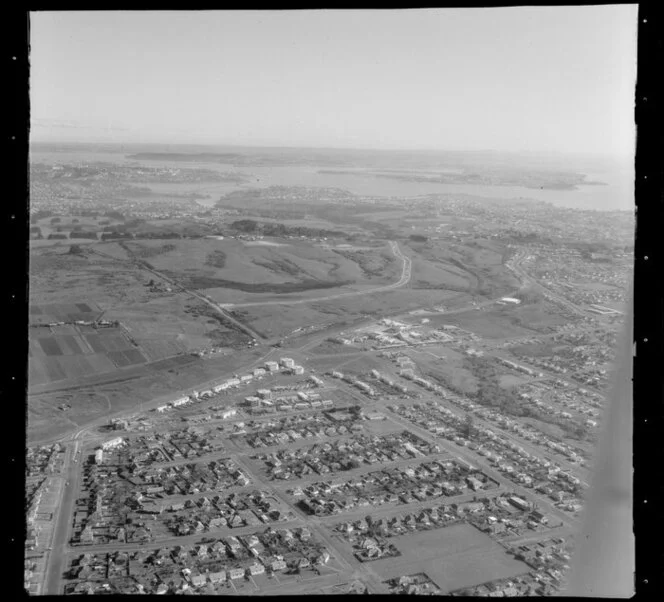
top-left (29, 300), bottom-right (104, 325)
top-left (28, 323), bottom-right (146, 387)
top-left (234, 288), bottom-right (471, 340)
top-left (403, 239), bottom-right (520, 296)
top-left (124, 238), bottom-right (402, 303)
top-left (406, 346), bottom-right (479, 394)
top-left (306, 355), bottom-right (367, 375)
top-left (421, 305), bottom-right (557, 339)
top-left (30, 245), bottom-right (247, 354)
top-left (368, 524), bottom-right (530, 593)
top-left (498, 374), bottom-right (533, 387)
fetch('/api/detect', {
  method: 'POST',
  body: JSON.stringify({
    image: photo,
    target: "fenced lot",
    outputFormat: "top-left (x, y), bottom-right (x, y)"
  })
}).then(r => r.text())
top-left (368, 523), bottom-right (530, 593)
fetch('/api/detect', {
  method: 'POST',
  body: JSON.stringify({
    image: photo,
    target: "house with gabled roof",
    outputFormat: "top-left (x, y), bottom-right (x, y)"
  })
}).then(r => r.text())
top-left (228, 568), bottom-right (245, 580)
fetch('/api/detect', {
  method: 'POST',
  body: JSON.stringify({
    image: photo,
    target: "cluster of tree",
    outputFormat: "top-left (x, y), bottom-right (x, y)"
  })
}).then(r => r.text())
top-left (229, 209), bottom-right (307, 220)
top-left (30, 210), bottom-right (55, 223)
top-left (514, 287), bottom-right (543, 304)
top-left (409, 234), bottom-right (428, 242)
top-left (502, 230), bottom-right (554, 245)
top-left (205, 249), bottom-right (227, 269)
top-left (460, 413), bottom-right (477, 438)
top-left (47, 233), bottom-right (68, 240)
top-left (50, 217), bottom-right (62, 224)
top-left (103, 210), bottom-right (125, 221)
top-left (101, 231), bottom-right (134, 241)
top-left (230, 219), bottom-right (345, 239)
top-left (69, 231), bottom-right (98, 240)
top-left (102, 224), bottom-right (130, 233)
top-left (134, 231), bottom-right (182, 239)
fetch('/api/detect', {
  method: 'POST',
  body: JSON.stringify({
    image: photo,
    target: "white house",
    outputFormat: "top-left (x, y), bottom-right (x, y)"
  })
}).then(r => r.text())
top-left (101, 437), bottom-right (124, 450)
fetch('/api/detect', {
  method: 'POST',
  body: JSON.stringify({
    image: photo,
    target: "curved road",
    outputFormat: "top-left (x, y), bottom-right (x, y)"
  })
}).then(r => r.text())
top-left (37, 243), bottom-right (540, 594)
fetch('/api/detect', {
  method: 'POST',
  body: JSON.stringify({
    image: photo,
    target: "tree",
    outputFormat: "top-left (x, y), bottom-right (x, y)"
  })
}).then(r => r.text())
top-left (409, 234), bottom-right (428, 243)
top-left (462, 414), bottom-right (476, 438)
top-left (69, 244), bottom-right (84, 255)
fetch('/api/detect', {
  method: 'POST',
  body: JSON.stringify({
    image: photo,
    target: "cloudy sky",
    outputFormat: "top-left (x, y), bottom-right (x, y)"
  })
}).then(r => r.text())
top-left (30, 7), bottom-right (637, 157)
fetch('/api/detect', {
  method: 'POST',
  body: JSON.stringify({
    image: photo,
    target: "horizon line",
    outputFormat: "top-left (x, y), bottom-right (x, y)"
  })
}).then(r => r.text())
top-left (28, 138), bottom-right (632, 161)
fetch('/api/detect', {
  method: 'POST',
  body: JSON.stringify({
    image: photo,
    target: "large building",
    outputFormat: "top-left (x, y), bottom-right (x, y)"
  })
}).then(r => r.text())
top-left (280, 357), bottom-right (295, 369)
top-left (101, 437), bottom-right (124, 451)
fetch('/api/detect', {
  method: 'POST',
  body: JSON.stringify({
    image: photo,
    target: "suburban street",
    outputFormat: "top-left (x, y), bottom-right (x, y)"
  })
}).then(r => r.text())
top-left (35, 243), bottom-right (587, 595)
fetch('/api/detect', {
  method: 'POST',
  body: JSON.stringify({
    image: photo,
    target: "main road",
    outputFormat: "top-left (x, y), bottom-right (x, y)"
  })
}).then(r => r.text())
top-left (36, 242), bottom-right (544, 593)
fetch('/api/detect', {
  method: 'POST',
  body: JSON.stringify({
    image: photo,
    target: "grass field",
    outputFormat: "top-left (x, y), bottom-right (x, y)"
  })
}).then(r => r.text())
top-left (28, 300), bottom-right (103, 325)
top-left (422, 308), bottom-right (542, 339)
top-left (498, 374), bottom-right (532, 388)
top-left (129, 238), bottom-right (399, 292)
top-left (234, 288), bottom-right (470, 340)
top-left (406, 347), bottom-right (479, 394)
top-left (28, 319), bottom-right (148, 386)
top-left (30, 244), bottom-right (247, 360)
top-left (368, 524), bottom-right (530, 593)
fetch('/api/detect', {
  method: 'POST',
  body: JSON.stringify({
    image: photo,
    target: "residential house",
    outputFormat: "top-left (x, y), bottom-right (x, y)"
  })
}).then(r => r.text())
top-left (209, 571), bottom-right (226, 584)
top-left (248, 563), bottom-right (265, 576)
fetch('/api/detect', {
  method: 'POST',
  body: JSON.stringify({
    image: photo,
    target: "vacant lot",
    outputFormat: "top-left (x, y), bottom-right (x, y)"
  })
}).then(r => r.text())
top-left (407, 347), bottom-right (479, 394)
top-left (368, 524), bottom-right (530, 593)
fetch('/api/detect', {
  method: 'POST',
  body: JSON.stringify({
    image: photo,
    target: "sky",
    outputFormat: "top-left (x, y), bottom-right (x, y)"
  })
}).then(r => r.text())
top-left (29, 7), bottom-right (638, 157)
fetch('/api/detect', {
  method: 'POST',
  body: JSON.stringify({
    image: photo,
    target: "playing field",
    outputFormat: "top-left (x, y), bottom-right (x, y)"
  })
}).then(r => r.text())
top-left (367, 523), bottom-right (530, 594)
